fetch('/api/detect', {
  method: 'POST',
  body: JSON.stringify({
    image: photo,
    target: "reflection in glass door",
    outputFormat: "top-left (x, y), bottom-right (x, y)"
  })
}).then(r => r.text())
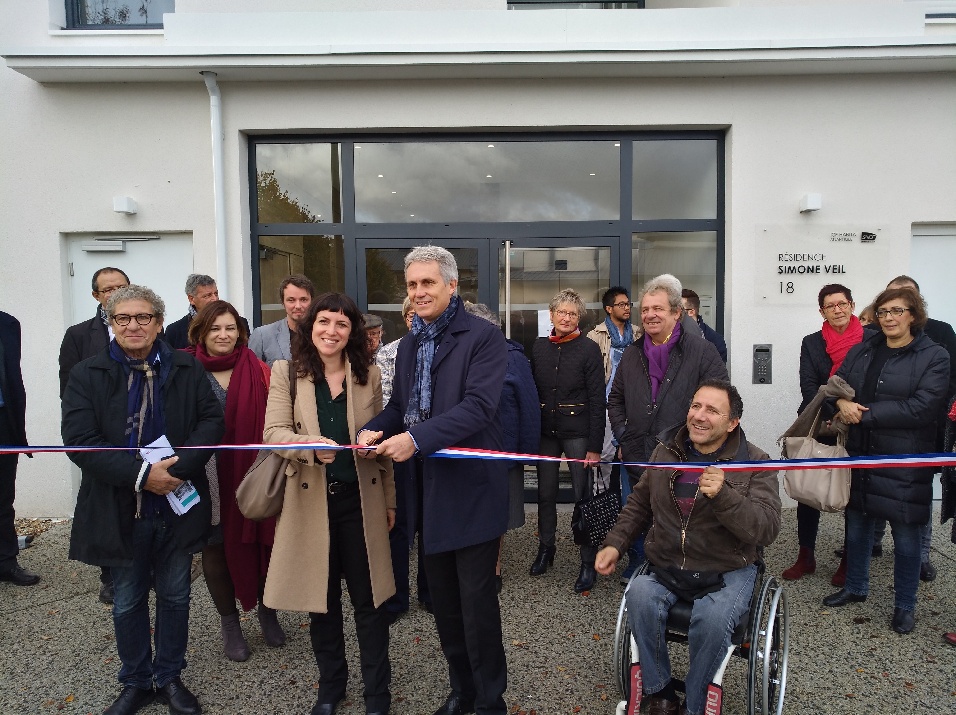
top-left (499, 242), bottom-right (612, 357)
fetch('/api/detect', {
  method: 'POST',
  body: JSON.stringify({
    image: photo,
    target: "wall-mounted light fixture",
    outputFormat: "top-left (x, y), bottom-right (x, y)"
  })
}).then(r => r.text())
top-left (113, 196), bottom-right (138, 215)
top-left (799, 193), bottom-right (822, 213)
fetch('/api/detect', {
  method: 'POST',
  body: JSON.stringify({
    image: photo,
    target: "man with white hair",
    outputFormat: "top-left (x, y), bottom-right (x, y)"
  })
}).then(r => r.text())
top-left (358, 246), bottom-right (509, 715)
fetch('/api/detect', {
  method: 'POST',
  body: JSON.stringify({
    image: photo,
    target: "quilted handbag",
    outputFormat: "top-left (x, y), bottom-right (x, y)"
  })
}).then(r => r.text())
top-left (571, 467), bottom-right (622, 547)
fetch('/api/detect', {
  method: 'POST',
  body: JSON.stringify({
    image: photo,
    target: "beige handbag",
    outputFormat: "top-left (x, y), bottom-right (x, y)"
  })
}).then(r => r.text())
top-left (782, 410), bottom-right (851, 513)
top-left (235, 362), bottom-right (297, 521)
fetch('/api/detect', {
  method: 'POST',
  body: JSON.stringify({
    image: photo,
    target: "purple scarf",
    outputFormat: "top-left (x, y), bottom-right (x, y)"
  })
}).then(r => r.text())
top-left (643, 321), bottom-right (682, 403)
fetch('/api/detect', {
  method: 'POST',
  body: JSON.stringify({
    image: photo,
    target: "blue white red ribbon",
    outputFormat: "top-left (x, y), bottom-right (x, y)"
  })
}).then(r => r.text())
top-left (2, 442), bottom-right (955, 473)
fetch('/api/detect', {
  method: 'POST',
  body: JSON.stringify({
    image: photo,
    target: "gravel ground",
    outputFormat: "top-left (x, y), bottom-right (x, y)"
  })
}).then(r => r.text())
top-left (1, 506), bottom-right (954, 715)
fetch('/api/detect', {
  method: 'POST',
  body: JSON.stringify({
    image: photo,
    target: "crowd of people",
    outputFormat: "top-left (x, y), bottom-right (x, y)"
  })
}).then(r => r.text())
top-left (0, 249), bottom-right (954, 715)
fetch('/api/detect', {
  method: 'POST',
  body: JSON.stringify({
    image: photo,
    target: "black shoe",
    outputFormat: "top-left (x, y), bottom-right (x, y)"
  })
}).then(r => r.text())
top-left (99, 580), bottom-right (115, 604)
top-left (574, 562), bottom-right (597, 593)
top-left (920, 561), bottom-right (937, 582)
top-left (155, 677), bottom-right (201, 715)
top-left (104, 685), bottom-right (154, 715)
top-left (529, 544), bottom-right (556, 576)
top-left (822, 589), bottom-right (867, 607)
top-left (891, 608), bottom-right (915, 634)
top-left (432, 692), bottom-right (475, 715)
top-left (0, 563), bottom-right (40, 586)
top-left (386, 609), bottom-right (406, 626)
top-left (311, 704), bottom-right (339, 715)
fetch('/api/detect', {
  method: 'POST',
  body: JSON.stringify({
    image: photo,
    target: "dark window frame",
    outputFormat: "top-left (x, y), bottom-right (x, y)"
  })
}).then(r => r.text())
top-left (65, 0), bottom-right (170, 29)
top-left (249, 130), bottom-right (725, 332)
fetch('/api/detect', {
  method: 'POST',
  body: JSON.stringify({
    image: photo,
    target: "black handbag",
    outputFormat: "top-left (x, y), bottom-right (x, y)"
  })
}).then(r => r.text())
top-left (571, 467), bottom-right (622, 547)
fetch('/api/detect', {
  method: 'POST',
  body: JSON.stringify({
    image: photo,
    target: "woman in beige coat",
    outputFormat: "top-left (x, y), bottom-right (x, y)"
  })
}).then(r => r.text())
top-left (262, 292), bottom-right (396, 715)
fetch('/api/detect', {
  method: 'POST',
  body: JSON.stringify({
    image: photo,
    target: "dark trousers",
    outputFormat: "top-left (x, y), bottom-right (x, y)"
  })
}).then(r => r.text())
top-left (385, 462), bottom-right (430, 613)
top-left (310, 484), bottom-right (390, 712)
top-left (796, 502), bottom-right (822, 550)
top-left (0, 411), bottom-right (19, 571)
top-left (424, 537), bottom-right (507, 715)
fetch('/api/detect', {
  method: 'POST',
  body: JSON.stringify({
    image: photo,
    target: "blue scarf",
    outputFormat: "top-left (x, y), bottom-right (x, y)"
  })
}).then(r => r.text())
top-left (405, 295), bottom-right (460, 428)
top-left (605, 316), bottom-right (634, 398)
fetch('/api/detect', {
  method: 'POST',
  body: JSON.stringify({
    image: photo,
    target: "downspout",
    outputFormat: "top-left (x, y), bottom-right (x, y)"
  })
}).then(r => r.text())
top-left (201, 71), bottom-right (228, 300)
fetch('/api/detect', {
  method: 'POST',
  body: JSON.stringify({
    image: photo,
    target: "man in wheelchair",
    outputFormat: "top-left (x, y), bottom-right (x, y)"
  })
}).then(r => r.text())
top-left (595, 379), bottom-right (781, 715)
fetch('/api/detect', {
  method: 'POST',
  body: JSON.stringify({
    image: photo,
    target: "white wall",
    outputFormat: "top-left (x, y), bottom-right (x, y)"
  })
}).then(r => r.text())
top-left (2, 2), bottom-right (954, 516)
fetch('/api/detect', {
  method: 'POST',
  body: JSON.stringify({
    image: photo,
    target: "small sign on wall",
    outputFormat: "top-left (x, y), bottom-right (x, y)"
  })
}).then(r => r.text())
top-left (754, 225), bottom-right (890, 305)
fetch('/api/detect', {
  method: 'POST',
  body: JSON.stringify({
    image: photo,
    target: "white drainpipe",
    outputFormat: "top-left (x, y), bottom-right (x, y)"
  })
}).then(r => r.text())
top-left (201, 71), bottom-right (228, 300)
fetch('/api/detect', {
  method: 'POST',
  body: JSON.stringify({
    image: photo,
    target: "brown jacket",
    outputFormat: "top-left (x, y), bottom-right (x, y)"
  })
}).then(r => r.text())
top-left (602, 424), bottom-right (781, 573)
top-left (262, 359), bottom-right (396, 613)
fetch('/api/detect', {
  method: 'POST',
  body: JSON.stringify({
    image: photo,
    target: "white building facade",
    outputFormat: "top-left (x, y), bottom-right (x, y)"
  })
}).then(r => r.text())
top-left (2, 0), bottom-right (955, 516)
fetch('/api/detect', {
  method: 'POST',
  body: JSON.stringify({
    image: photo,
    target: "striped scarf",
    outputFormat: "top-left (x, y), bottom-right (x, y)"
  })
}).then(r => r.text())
top-left (405, 295), bottom-right (460, 428)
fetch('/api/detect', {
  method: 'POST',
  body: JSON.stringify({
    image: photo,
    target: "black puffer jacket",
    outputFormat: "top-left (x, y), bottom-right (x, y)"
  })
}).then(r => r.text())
top-left (531, 334), bottom-right (605, 453)
top-left (608, 330), bottom-right (727, 466)
top-left (830, 330), bottom-right (950, 525)
top-left (798, 331), bottom-right (832, 413)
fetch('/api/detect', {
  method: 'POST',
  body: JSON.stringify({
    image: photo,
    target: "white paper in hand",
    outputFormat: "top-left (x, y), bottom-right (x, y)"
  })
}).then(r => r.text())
top-left (140, 435), bottom-right (175, 464)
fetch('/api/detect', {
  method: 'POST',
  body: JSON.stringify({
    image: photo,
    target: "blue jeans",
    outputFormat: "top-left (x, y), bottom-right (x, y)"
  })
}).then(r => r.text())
top-left (626, 563), bottom-right (756, 715)
top-left (110, 516), bottom-right (193, 689)
top-left (845, 509), bottom-right (921, 611)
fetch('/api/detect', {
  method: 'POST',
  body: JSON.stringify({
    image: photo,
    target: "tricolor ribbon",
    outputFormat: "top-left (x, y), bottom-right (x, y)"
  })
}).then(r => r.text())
top-left (2, 443), bottom-right (955, 473)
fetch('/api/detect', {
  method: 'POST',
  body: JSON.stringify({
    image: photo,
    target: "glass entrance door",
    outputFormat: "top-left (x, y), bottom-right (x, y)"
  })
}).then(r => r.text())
top-left (500, 240), bottom-right (615, 356)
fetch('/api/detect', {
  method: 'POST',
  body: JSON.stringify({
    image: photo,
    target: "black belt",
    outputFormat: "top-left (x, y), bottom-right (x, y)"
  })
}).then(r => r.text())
top-left (327, 480), bottom-right (358, 495)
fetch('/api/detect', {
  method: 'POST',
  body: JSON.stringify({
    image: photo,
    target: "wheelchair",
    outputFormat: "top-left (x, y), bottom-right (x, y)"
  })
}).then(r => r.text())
top-left (612, 560), bottom-right (789, 715)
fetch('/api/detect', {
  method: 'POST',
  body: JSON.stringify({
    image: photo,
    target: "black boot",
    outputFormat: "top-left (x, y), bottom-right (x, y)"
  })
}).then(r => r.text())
top-left (574, 562), bottom-right (597, 593)
top-left (529, 544), bottom-right (556, 576)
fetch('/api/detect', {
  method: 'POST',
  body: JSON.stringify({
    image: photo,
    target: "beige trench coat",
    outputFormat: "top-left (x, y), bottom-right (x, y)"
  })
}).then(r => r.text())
top-left (261, 359), bottom-right (396, 614)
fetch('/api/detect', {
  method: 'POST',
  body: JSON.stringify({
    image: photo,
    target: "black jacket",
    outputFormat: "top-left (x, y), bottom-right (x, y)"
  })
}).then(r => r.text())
top-left (531, 334), bottom-right (606, 453)
top-left (62, 342), bottom-right (225, 566)
top-left (798, 331), bottom-right (831, 413)
top-left (830, 330), bottom-right (950, 525)
top-left (58, 312), bottom-right (109, 398)
top-left (0, 312), bottom-right (28, 446)
top-left (697, 317), bottom-right (727, 363)
top-left (608, 330), bottom-right (728, 467)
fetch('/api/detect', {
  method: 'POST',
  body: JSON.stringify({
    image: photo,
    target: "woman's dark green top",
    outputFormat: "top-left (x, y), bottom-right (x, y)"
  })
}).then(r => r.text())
top-left (314, 378), bottom-right (358, 483)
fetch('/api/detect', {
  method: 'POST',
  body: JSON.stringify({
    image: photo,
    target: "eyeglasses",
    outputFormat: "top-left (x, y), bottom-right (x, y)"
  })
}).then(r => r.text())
top-left (875, 307), bottom-right (910, 319)
top-left (689, 402), bottom-right (729, 418)
top-left (612, 301), bottom-right (633, 309)
top-left (822, 301), bottom-right (851, 313)
top-left (112, 313), bottom-right (156, 327)
top-left (554, 309), bottom-right (579, 319)
top-left (95, 285), bottom-right (125, 296)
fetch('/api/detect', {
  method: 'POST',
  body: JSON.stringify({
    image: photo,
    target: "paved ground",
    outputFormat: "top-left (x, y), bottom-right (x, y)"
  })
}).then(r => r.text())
top-left (1, 506), bottom-right (954, 715)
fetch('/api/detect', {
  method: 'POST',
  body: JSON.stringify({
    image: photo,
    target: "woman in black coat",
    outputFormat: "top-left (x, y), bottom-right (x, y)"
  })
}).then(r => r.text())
top-left (822, 287), bottom-right (950, 634)
top-left (784, 284), bottom-right (864, 582)
top-left (530, 289), bottom-right (606, 593)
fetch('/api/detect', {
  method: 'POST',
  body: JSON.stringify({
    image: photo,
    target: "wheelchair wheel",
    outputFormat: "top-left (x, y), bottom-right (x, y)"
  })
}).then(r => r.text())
top-left (613, 588), bottom-right (633, 699)
top-left (746, 576), bottom-right (789, 715)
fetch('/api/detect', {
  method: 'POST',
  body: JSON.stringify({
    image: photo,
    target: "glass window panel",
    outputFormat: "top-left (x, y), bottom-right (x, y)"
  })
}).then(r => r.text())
top-left (366, 247), bottom-right (480, 342)
top-left (632, 140), bottom-right (717, 220)
top-left (632, 231), bottom-right (718, 325)
top-left (354, 141), bottom-right (620, 222)
top-left (499, 245), bottom-right (610, 356)
top-left (70, 0), bottom-right (174, 27)
top-left (258, 235), bottom-right (344, 325)
top-left (255, 143), bottom-right (341, 224)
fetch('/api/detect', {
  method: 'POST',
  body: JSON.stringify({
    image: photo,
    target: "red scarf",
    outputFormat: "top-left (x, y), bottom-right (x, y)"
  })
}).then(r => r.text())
top-left (184, 342), bottom-right (273, 611)
top-left (822, 315), bottom-right (864, 376)
top-left (549, 328), bottom-right (581, 344)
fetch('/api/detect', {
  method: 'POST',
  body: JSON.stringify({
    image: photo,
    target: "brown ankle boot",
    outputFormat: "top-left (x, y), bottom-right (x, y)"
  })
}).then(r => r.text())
top-left (258, 604), bottom-right (287, 647)
top-left (782, 547), bottom-right (816, 580)
top-left (220, 612), bottom-right (250, 662)
top-left (831, 555), bottom-right (847, 587)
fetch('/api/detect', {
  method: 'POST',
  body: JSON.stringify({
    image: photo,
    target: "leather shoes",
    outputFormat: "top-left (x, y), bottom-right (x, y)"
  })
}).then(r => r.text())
top-left (311, 704), bottom-right (339, 715)
top-left (574, 562), bottom-right (597, 593)
top-left (645, 696), bottom-right (679, 715)
top-left (943, 632), bottom-right (956, 646)
top-left (822, 589), bottom-right (867, 607)
top-left (529, 544), bottom-right (556, 576)
top-left (891, 608), bottom-right (915, 634)
top-left (0, 563), bottom-right (40, 586)
top-left (919, 561), bottom-right (937, 582)
top-left (155, 677), bottom-right (201, 714)
top-left (432, 692), bottom-right (475, 715)
top-left (104, 685), bottom-right (154, 715)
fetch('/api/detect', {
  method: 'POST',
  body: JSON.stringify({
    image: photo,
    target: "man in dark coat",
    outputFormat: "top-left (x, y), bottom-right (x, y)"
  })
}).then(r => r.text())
top-left (58, 266), bottom-right (130, 602)
top-left (163, 274), bottom-right (248, 350)
top-left (62, 284), bottom-right (224, 715)
top-left (0, 310), bottom-right (40, 587)
top-left (358, 246), bottom-right (509, 715)
top-left (680, 288), bottom-right (727, 362)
